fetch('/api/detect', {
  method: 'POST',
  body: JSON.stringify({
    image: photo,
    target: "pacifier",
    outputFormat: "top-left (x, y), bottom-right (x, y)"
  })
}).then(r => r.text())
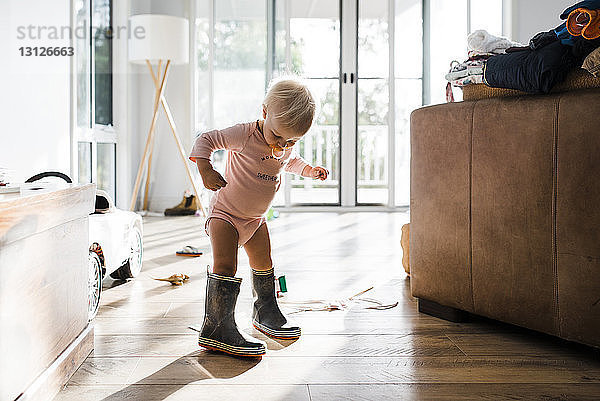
top-left (270, 144), bottom-right (290, 159)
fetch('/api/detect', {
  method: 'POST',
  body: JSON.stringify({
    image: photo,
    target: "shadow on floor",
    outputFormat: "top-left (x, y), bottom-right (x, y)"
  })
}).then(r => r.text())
top-left (99, 351), bottom-right (261, 401)
top-left (250, 329), bottom-right (299, 351)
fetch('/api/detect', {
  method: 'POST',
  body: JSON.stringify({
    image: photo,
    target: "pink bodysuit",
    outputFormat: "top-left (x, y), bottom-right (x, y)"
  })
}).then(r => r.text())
top-left (189, 121), bottom-right (309, 246)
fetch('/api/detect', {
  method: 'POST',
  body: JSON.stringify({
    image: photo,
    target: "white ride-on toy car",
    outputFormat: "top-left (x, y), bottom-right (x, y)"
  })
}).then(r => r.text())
top-left (25, 172), bottom-right (143, 321)
top-left (88, 189), bottom-right (143, 320)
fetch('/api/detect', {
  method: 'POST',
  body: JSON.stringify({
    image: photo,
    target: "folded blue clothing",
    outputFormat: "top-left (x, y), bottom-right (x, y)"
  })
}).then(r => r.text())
top-left (483, 40), bottom-right (577, 94)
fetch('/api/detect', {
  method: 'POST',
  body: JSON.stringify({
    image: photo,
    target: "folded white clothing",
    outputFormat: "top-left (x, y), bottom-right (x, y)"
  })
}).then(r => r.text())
top-left (467, 51), bottom-right (496, 58)
top-left (445, 58), bottom-right (486, 81)
top-left (467, 29), bottom-right (523, 54)
top-left (445, 64), bottom-right (484, 81)
top-left (451, 74), bottom-right (483, 87)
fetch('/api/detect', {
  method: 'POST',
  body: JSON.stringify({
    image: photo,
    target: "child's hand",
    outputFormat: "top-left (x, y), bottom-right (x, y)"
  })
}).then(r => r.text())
top-left (310, 166), bottom-right (329, 181)
top-left (201, 168), bottom-right (227, 191)
top-left (196, 160), bottom-right (227, 191)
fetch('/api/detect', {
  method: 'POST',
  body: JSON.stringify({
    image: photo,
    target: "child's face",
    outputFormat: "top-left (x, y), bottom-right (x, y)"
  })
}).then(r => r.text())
top-left (262, 106), bottom-right (305, 150)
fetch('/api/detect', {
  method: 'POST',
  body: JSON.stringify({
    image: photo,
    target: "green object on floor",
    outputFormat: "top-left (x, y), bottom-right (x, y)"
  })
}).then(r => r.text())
top-left (277, 275), bottom-right (287, 293)
top-left (266, 207), bottom-right (279, 221)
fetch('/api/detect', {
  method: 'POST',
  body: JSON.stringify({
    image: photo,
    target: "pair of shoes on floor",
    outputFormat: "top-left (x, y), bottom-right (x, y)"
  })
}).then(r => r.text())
top-left (190, 268), bottom-right (300, 357)
top-left (164, 191), bottom-right (198, 216)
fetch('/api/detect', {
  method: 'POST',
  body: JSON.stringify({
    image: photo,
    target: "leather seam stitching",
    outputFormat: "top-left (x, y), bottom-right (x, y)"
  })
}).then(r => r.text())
top-left (469, 101), bottom-right (476, 312)
top-left (553, 96), bottom-right (561, 337)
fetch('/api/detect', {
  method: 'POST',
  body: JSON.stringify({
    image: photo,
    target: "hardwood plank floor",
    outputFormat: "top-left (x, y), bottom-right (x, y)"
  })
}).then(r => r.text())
top-left (55, 212), bottom-right (600, 401)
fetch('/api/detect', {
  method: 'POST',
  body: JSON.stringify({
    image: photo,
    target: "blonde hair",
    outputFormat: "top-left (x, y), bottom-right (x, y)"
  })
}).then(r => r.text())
top-left (263, 77), bottom-right (316, 135)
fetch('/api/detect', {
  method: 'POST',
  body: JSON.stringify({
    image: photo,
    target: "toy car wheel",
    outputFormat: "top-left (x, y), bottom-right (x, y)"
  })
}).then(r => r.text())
top-left (110, 226), bottom-right (143, 280)
top-left (88, 251), bottom-right (102, 321)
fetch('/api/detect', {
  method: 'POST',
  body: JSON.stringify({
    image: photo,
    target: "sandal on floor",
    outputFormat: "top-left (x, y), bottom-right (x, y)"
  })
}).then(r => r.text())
top-left (176, 246), bottom-right (203, 257)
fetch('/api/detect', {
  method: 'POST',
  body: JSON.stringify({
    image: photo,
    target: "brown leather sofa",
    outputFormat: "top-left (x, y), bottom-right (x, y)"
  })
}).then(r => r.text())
top-left (410, 88), bottom-right (600, 348)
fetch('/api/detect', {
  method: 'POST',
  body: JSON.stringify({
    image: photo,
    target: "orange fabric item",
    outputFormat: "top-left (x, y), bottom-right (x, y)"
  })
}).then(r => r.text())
top-left (567, 8), bottom-right (600, 40)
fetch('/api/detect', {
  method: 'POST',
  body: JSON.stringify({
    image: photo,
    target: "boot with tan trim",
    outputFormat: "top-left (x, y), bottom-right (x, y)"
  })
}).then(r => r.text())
top-left (164, 192), bottom-right (198, 216)
top-left (197, 272), bottom-right (266, 357)
top-left (251, 267), bottom-right (301, 339)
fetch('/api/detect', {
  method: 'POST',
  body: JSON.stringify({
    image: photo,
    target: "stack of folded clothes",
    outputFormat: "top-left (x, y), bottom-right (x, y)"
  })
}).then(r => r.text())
top-left (445, 1), bottom-right (600, 101)
top-left (482, 0), bottom-right (600, 94)
top-left (445, 30), bottom-right (523, 101)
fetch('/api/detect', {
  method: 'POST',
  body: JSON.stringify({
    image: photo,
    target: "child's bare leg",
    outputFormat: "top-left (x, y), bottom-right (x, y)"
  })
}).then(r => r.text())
top-left (208, 218), bottom-right (239, 276)
top-left (196, 218), bottom-right (266, 357)
top-left (244, 222), bottom-right (301, 339)
top-left (243, 223), bottom-right (272, 270)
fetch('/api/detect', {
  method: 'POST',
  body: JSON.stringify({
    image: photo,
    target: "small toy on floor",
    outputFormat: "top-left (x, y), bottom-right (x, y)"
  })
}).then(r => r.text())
top-left (266, 207), bottom-right (279, 221)
top-left (275, 274), bottom-right (287, 298)
top-left (152, 273), bottom-right (190, 286)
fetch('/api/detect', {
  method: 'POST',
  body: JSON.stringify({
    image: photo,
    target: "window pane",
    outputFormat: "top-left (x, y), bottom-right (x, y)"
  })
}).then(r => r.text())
top-left (93, 0), bottom-right (113, 126)
top-left (196, 0), bottom-right (211, 132)
top-left (214, 0), bottom-right (266, 128)
top-left (274, 0), bottom-right (287, 75)
top-left (75, 0), bottom-right (91, 129)
top-left (97, 143), bottom-right (116, 200)
top-left (429, 0), bottom-right (467, 105)
top-left (357, 125), bottom-right (388, 204)
top-left (359, 0), bottom-right (388, 78)
top-left (277, 0), bottom-right (340, 205)
top-left (288, 0), bottom-right (340, 77)
top-left (358, 0), bottom-right (389, 204)
top-left (357, 78), bottom-right (389, 204)
top-left (78, 142), bottom-right (92, 184)
top-left (471, 0), bottom-right (503, 36)
top-left (395, 0), bottom-right (423, 206)
top-left (395, 0), bottom-right (422, 79)
top-left (395, 79), bottom-right (422, 206)
top-left (289, 79), bottom-right (339, 204)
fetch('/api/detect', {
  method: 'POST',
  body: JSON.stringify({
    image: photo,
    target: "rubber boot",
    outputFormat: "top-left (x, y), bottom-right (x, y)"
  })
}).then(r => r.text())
top-left (197, 272), bottom-right (266, 357)
top-left (251, 267), bottom-right (301, 339)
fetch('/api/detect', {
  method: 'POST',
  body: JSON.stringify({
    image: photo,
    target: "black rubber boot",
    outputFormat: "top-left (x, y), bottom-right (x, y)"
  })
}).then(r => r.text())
top-left (197, 272), bottom-right (266, 357)
top-left (251, 267), bottom-right (301, 339)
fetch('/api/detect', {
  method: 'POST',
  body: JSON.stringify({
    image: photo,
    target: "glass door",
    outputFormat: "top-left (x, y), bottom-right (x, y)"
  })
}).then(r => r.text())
top-left (274, 0), bottom-right (341, 205)
top-left (357, 0), bottom-right (389, 204)
top-left (275, 0), bottom-right (421, 206)
top-left (356, 0), bottom-right (423, 206)
top-left (195, 0), bottom-right (423, 207)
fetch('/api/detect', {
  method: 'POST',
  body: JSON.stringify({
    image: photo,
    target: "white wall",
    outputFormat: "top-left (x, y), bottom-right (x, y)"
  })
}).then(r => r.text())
top-left (0, 0), bottom-right (71, 183)
top-left (510, 0), bottom-right (570, 43)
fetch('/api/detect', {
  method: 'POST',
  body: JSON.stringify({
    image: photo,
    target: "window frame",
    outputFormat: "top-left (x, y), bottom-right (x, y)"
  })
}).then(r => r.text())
top-left (71, 0), bottom-right (117, 200)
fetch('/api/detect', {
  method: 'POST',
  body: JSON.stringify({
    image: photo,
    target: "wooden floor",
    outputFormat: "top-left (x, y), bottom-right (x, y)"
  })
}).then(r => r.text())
top-left (55, 212), bottom-right (600, 401)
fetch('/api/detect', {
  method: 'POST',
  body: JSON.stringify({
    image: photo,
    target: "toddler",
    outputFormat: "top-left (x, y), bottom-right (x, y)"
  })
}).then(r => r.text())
top-left (189, 78), bottom-right (328, 357)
